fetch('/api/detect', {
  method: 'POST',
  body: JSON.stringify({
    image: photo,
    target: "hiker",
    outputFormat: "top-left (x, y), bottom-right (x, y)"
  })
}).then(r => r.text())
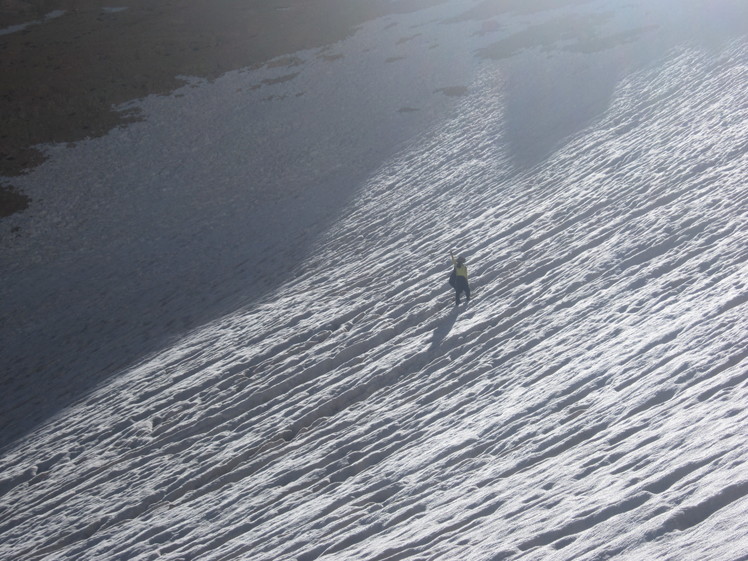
top-left (449, 251), bottom-right (471, 305)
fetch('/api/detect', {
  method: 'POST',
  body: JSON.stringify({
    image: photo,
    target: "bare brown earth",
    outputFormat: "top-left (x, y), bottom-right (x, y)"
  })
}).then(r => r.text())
top-left (0, 0), bottom-right (445, 216)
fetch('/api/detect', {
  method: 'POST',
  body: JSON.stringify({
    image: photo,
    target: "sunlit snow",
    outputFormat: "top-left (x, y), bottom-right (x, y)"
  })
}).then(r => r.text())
top-left (1, 1), bottom-right (747, 560)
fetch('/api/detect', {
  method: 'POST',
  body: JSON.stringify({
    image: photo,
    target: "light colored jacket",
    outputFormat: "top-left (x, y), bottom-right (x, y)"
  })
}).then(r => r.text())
top-left (451, 256), bottom-right (468, 279)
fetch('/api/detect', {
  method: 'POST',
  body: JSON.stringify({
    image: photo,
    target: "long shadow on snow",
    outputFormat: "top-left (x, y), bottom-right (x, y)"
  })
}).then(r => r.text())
top-left (429, 307), bottom-right (460, 351)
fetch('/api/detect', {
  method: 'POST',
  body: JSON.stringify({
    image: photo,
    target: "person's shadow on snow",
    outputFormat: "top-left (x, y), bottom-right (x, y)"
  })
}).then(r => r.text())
top-left (429, 306), bottom-right (460, 350)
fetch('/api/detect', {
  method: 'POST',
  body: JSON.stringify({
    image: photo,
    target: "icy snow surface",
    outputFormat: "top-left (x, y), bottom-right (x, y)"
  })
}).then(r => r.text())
top-left (1, 1), bottom-right (747, 560)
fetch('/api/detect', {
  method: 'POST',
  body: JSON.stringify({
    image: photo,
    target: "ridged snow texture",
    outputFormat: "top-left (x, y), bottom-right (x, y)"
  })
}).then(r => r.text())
top-left (1, 8), bottom-right (747, 561)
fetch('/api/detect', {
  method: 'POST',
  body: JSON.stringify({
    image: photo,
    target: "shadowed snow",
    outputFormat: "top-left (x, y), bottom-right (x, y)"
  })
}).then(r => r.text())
top-left (1, 1), bottom-right (746, 560)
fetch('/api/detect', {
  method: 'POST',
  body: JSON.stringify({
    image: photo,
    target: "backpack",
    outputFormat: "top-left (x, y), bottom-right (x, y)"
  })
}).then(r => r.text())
top-left (448, 268), bottom-right (457, 288)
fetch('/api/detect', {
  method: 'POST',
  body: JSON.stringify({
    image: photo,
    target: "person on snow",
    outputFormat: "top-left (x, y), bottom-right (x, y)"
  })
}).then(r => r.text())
top-left (449, 251), bottom-right (471, 305)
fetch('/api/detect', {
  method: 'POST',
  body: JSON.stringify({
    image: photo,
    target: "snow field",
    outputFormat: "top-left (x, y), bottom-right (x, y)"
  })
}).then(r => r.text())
top-left (1, 32), bottom-right (747, 560)
top-left (1, 1), bottom-right (748, 560)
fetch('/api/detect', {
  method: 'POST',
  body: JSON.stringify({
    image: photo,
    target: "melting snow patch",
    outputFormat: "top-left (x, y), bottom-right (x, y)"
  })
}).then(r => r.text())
top-left (0, 10), bottom-right (65, 36)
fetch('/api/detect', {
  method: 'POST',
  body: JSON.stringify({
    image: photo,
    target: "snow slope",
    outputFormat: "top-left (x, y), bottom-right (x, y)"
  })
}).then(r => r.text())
top-left (1, 1), bottom-right (747, 560)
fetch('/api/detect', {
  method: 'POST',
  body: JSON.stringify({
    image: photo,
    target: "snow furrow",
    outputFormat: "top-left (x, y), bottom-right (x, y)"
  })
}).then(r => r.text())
top-left (1, 4), bottom-right (746, 561)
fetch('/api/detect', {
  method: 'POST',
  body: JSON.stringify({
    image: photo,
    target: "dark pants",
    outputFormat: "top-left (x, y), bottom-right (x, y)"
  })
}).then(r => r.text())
top-left (454, 276), bottom-right (470, 304)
